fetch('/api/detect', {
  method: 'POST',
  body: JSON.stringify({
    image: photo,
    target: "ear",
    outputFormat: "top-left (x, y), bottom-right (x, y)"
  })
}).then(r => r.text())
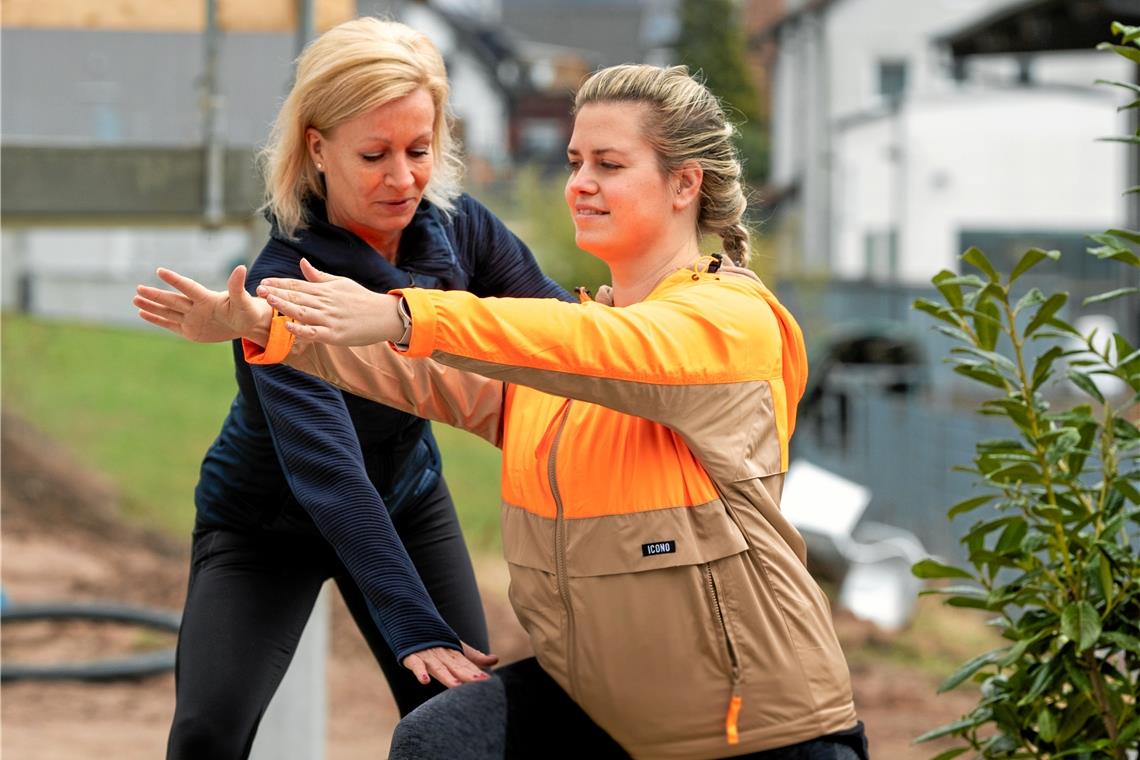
top-left (305, 127), bottom-right (324, 168)
top-left (672, 161), bottom-right (703, 212)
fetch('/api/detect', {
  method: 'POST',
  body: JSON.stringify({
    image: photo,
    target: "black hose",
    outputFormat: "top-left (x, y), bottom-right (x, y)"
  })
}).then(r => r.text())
top-left (1, 601), bottom-right (180, 682)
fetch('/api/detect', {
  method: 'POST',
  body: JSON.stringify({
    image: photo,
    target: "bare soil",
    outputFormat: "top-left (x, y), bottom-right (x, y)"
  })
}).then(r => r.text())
top-left (2, 413), bottom-right (978, 758)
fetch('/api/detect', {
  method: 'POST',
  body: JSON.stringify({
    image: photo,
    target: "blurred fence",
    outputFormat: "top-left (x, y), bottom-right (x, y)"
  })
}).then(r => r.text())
top-left (794, 384), bottom-right (1007, 562)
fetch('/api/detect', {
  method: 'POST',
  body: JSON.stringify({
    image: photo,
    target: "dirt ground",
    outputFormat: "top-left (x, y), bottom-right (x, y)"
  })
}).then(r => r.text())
top-left (1, 413), bottom-right (979, 759)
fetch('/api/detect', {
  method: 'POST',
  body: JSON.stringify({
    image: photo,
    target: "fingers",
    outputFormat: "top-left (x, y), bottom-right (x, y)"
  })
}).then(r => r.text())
top-left (282, 319), bottom-right (323, 341)
top-left (299, 258), bottom-right (336, 283)
top-left (134, 286), bottom-right (192, 314)
top-left (265, 291), bottom-right (320, 324)
top-left (132, 294), bottom-right (187, 324)
top-left (402, 646), bottom-right (492, 689)
top-left (402, 653), bottom-right (431, 685)
top-left (136, 309), bottom-right (183, 334)
top-left (460, 641), bottom-right (500, 668)
top-left (156, 268), bottom-right (211, 300)
top-left (226, 265), bottom-right (249, 300)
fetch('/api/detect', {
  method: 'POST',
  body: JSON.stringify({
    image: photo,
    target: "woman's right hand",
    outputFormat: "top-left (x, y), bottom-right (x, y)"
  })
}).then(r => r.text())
top-left (402, 641), bottom-right (499, 688)
top-left (134, 265), bottom-right (272, 344)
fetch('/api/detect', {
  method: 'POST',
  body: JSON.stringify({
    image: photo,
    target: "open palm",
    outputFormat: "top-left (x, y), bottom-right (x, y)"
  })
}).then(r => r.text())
top-left (134, 265), bottom-right (270, 343)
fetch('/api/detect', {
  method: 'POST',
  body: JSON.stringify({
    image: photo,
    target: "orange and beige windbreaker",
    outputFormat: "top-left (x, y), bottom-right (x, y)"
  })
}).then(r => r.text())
top-left (276, 259), bottom-right (858, 759)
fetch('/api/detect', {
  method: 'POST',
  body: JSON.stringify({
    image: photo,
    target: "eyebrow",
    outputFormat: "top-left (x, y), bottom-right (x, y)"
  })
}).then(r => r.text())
top-left (566, 147), bottom-right (625, 157)
top-left (363, 131), bottom-right (434, 145)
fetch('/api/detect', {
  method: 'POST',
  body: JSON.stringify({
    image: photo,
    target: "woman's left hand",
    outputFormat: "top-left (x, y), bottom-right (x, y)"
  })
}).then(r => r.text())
top-left (401, 641), bottom-right (500, 688)
top-left (134, 265), bottom-right (272, 344)
top-left (258, 258), bottom-right (405, 346)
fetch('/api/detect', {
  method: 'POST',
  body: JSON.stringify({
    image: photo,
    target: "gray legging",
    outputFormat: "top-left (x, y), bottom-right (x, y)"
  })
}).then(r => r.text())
top-left (389, 657), bottom-right (868, 760)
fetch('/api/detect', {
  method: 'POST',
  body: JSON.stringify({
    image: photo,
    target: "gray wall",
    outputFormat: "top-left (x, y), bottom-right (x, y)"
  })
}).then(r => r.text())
top-left (1, 28), bottom-right (296, 147)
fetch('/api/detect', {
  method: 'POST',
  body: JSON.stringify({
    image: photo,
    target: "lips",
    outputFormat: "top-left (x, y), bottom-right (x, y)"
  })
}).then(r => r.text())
top-left (377, 198), bottom-right (416, 211)
top-left (575, 207), bottom-right (608, 216)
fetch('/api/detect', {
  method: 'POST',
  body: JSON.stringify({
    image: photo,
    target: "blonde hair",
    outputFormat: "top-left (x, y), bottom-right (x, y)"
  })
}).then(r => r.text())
top-left (259, 17), bottom-right (463, 238)
top-left (574, 64), bottom-right (751, 266)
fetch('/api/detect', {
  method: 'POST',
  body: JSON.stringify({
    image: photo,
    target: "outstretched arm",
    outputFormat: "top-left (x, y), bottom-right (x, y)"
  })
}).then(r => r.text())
top-left (134, 265), bottom-right (498, 687)
top-left (256, 258), bottom-right (406, 346)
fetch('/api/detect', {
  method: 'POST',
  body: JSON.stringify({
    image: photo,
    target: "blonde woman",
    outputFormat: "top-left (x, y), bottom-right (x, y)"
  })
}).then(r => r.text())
top-left (138, 65), bottom-right (868, 759)
top-left (135, 17), bottom-right (571, 760)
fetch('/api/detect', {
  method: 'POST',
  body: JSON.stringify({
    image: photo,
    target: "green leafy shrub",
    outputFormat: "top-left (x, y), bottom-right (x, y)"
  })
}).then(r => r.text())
top-left (910, 23), bottom-right (1140, 760)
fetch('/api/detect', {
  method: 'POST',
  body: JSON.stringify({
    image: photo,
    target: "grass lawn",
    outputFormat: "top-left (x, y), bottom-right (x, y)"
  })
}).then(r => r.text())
top-left (1, 313), bottom-right (504, 550)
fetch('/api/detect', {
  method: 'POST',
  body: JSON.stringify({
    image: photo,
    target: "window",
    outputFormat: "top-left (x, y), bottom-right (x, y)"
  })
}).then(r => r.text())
top-left (878, 60), bottom-right (907, 103)
top-left (863, 228), bottom-right (898, 282)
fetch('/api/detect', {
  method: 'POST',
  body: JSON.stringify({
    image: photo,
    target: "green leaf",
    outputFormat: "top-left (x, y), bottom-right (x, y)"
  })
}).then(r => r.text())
top-left (1098, 42), bottom-right (1140, 65)
top-left (1083, 286), bottom-right (1139, 306)
top-left (934, 325), bottom-right (974, 344)
top-left (1095, 78), bottom-right (1140, 95)
top-left (953, 363), bottom-right (1008, 390)
top-left (974, 297), bottom-right (1002, 351)
top-left (1097, 555), bottom-right (1114, 607)
top-left (1025, 293), bottom-right (1068, 337)
top-left (1045, 428), bottom-right (1081, 465)
top-left (1101, 631), bottom-right (1140, 657)
top-left (1038, 706), bottom-right (1058, 743)
top-left (1068, 370), bottom-right (1106, 404)
top-left (1098, 135), bottom-right (1140, 145)
top-left (922, 584), bottom-right (987, 598)
top-left (1013, 286), bottom-right (1046, 315)
top-left (948, 493), bottom-right (997, 518)
top-left (994, 519), bottom-right (1029, 554)
top-left (1056, 696), bottom-right (1099, 746)
top-left (913, 298), bottom-right (963, 328)
top-left (1118, 716), bottom-right (1140, 746)
top-left (1009, 249), bottom-right (1059, 284)
top-left (951, 346), bottom-right (1018, 374)
top-left (1032, 346), bottom-right (1064, 391)
top-left (914, 715), bottom-right (987, 743)
top-left (931, 270), bottom-right (964, 308)
top-left (1106, 227), bottom-right (1140, 244)
top-left (1060, 601), bottom-right (1101, 652)
top-left (938, 648), bottom-right (1004, 693)
top-left (1088, 244), bottom-right (1140, 267)
top-left (1111, 21), bottom-right (1140, 42)
top-left (961, 246), bottom-right (1000, 282)
top-left (912, 558), bottom-right (974, 580)
top-left (946, 595), bottom-right (994, 610)
top-left (986, 462), bottom-right (1042, 485)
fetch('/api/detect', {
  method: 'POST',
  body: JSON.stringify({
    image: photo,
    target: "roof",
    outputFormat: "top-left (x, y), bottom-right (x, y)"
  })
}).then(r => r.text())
top-left (937, 0), bottom-right (1140, 57)
top-left (747, 0), bottom-right (840, 47)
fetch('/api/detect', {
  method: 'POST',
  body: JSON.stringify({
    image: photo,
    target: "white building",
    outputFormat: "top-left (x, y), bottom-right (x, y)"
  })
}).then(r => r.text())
top-left (764, 0), bottom-right (1132, 284)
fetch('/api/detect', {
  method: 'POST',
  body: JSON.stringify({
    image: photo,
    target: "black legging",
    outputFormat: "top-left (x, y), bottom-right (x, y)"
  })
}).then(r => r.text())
top-left (166, 477), bottom-right (488, 760)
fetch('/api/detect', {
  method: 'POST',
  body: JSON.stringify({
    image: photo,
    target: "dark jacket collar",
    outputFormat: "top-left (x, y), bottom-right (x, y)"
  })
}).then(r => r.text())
top-left (270, 196), bottom-right (464, 293)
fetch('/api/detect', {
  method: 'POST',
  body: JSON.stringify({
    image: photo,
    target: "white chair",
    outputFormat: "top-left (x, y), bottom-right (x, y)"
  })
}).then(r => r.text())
top-left (781, 460), bottom-right (927, 630)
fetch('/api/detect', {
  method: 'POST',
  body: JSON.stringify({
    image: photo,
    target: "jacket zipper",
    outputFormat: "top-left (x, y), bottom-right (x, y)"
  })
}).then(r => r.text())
top-left (547, 402), bottom-right (577, 698)
top-left (705, 562), bottom-right (743, 745)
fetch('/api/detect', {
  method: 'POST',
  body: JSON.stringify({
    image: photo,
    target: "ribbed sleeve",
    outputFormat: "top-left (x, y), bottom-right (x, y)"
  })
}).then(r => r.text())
top-left (456, 196), bottom-right (574, 301)
top-left (250, 361), bottom-right (459, 660)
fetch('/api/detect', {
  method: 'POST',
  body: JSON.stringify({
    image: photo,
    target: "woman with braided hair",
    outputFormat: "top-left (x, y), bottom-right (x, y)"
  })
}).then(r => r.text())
top-left (138, 63), bottom-right (868, 760)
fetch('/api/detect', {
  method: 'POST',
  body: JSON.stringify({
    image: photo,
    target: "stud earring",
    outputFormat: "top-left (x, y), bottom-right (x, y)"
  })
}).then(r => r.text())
top-left (317, 162), bottom-right (324, 171)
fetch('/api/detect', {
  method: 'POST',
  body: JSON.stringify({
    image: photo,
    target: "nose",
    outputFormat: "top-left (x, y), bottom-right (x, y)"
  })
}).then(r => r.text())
top-left (566, 167), bottom-right (598, 197)
top-left (385, 154), bottom-right (414, 191)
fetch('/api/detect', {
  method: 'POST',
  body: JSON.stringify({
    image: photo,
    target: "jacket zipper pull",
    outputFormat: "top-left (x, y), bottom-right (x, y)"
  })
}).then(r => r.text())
top-left (725, 691), bottom-right (742, 745)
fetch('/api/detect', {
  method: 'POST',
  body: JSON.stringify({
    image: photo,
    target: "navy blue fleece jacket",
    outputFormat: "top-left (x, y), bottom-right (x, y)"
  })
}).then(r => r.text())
top-left (194, 194), bottom-right (571, 660)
